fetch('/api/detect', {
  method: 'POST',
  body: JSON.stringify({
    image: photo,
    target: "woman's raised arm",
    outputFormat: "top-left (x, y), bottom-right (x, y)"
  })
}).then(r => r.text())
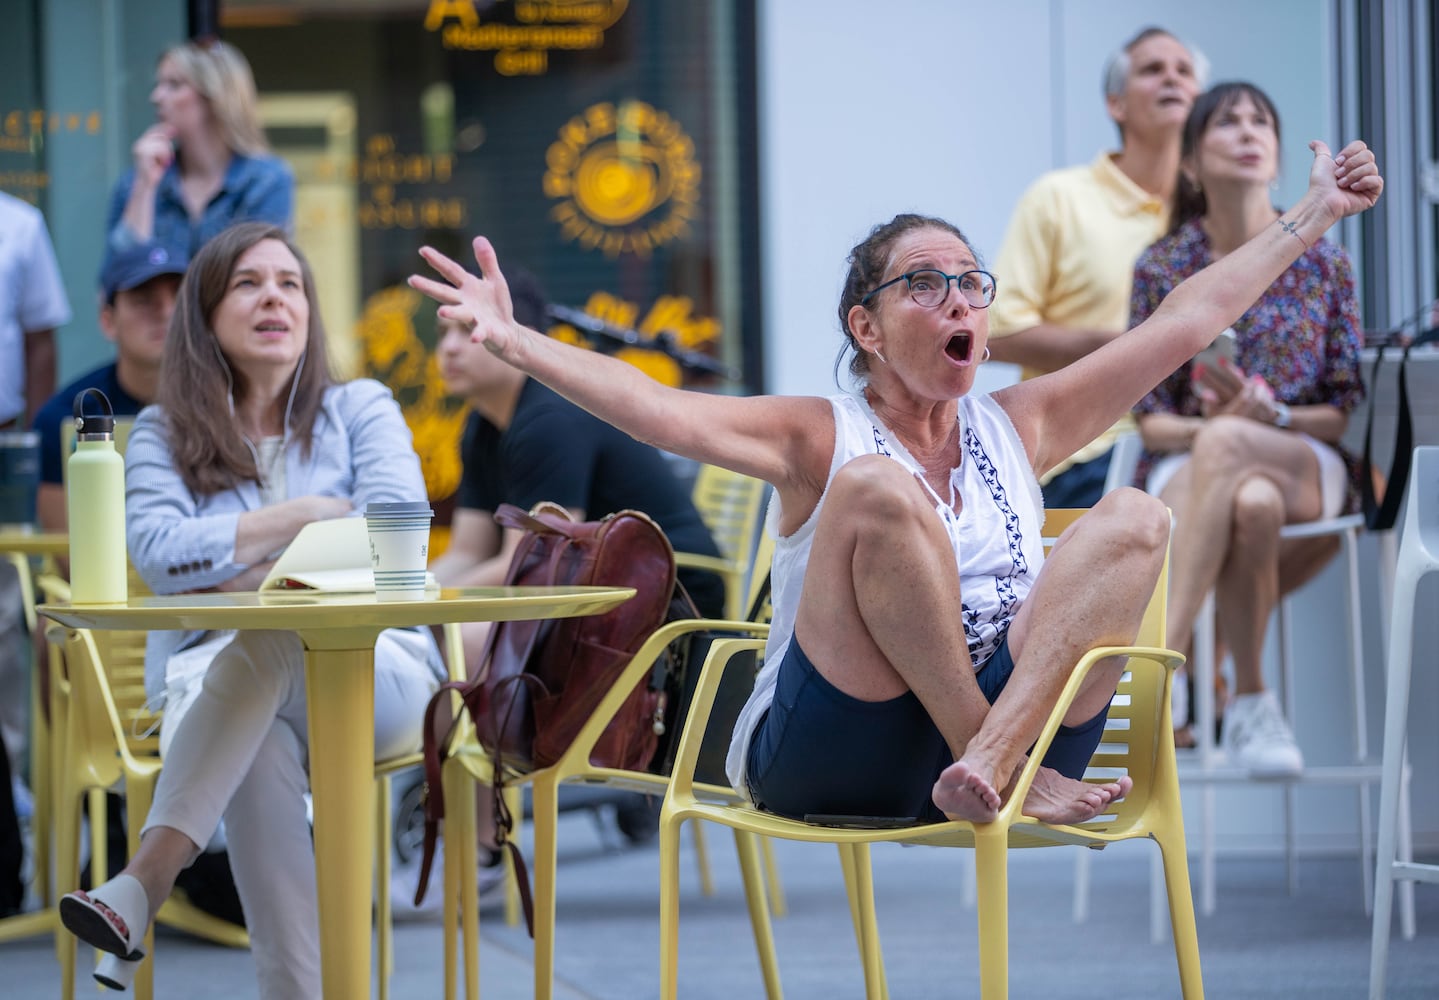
top-left (408, 237), bottom-right (832, 493)
top-left (1002, 139), bottom-right (1383, 479)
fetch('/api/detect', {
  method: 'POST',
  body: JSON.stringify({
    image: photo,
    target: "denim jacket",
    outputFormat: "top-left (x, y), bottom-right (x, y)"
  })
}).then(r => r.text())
top-left (126, 379), bottom-right (426, 696)
top-left (105, 152), bottom-right (294, 259)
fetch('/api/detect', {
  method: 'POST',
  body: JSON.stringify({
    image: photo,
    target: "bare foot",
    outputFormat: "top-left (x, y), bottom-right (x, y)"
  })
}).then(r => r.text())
top-left (932, 758), bottom-right (1002, 822)
top-left (1018, 767), bottom-right (1133, 825)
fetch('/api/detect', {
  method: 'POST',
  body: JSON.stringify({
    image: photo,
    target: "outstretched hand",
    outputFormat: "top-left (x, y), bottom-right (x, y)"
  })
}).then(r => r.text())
top-left (1308, 139), bottom-right (1383, 221)
top-left (408, 237), bottom-right (524, 358)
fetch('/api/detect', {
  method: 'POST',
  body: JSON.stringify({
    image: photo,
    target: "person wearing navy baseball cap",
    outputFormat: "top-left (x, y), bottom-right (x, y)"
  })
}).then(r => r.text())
top-left (32, 241), bottom-right (189, 529)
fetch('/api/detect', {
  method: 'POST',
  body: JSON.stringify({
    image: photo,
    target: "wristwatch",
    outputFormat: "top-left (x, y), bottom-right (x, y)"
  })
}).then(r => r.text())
top-left (1271, 402), bottom-right (1292, 429)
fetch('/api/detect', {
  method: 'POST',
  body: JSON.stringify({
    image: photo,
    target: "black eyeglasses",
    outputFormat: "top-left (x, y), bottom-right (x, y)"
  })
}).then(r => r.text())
top-left (860, 269), bottom-right (997, 309)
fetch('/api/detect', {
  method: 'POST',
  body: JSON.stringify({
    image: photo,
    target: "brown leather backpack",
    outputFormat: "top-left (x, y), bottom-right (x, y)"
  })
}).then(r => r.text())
top-left (414, 501), bottom-right (678, 912)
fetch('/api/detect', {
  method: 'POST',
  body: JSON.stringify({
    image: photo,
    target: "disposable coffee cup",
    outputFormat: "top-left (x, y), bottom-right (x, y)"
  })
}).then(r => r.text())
top-left (0, 431), bottom-right (41, 532)
top-left (365, 501), bottom-right (435, 601)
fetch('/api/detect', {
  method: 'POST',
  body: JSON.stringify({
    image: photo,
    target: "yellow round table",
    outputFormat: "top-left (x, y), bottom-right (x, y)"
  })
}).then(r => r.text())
top-left (38, 584), bottom-right (635, 999)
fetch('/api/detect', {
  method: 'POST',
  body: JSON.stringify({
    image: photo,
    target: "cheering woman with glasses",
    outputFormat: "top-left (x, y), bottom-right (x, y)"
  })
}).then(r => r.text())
top-left (411, 137), bottom-right (1380, 827)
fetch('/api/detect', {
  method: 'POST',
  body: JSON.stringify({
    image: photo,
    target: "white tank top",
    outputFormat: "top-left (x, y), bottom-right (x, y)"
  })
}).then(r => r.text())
top-left (724, 392), bottom-right (1045, 796)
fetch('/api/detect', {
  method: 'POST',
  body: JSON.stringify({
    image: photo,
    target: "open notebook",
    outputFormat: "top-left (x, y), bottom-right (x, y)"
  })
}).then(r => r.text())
top-left (259, 516), bottom-right (436, 593)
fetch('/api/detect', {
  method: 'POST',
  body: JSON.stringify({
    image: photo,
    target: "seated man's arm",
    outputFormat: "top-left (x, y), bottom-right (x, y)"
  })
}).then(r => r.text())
top-left (988, 176), bottom-right (1125, 373)
top-left (988, 323), bottom-right (1125, 372)
top-left (36, 483), bottom-right (65, 532)
top-left (429, 506), bottom-right (586, 587)
top-left (436, 504), bottom-right (586, 670)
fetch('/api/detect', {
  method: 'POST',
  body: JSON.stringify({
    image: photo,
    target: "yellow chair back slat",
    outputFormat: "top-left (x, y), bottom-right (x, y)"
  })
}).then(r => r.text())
top-left (675, 464), bottom-right (767, 619)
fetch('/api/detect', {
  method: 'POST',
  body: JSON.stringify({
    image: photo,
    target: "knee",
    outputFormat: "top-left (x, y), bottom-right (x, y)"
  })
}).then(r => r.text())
top-left (1230, 476), bottom-right (1284, 549)
top-left (1092, 488), bottom-right (1170, 560)
top-left (207, 631), bottom-right (304, 699)
top-left (1189, 415), bottom-right (1255, 477)
top-left (828, 455), bottom-right (931, 527)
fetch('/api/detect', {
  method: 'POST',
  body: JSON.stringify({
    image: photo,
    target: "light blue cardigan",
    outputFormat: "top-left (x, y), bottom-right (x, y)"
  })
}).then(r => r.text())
top-left (125, 378), bottom-right (428, 698)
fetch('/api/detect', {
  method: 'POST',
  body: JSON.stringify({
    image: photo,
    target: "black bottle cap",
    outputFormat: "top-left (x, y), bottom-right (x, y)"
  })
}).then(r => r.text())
top-left (73, 387), bottom-right (116, 436)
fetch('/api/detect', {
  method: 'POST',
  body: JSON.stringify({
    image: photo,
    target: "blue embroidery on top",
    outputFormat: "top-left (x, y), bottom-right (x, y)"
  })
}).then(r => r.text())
top-left (871, 426), bottom-right (891, 457)
top-left (961, 422), bottom-right (1026, 664)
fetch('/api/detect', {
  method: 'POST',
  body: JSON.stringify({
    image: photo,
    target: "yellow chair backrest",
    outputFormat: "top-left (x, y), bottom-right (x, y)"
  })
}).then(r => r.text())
top-left (680, 464), bottom-right (768, 618)
top-left (57, 415), bottom-right (157, 753)
top-left (56, 627), bottom-right (145, 791)
top-left (692, 463), bottom-right (766, 561)
top-left (743, 529), bottom-right (777, 625)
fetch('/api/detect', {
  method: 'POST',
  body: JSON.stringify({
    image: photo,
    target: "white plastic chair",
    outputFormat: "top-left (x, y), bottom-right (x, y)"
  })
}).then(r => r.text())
top-left (1368, 445), bottom-right (1437, 999)
top-left (1077, 432), bottom-right (1384, 939)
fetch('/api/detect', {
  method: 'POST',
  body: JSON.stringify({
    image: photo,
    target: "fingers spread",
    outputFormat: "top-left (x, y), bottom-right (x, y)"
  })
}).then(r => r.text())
top-left (417, 245), bottom-right (472, 286)
top-left (471, 236), bottom-right (499, 276)
top-left (408, 273), bottom-right (461, 305)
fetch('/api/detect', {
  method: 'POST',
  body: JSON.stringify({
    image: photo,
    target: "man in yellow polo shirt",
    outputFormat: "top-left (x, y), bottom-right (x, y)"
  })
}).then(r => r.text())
top-left (989, 26), bottom-right (1206, 506)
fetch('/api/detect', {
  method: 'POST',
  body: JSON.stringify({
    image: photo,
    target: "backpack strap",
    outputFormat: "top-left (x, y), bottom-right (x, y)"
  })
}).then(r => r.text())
top-left (1363, 325), bottom-right (1439, 530)
top-left (412, 512), bottom-right (558, 906)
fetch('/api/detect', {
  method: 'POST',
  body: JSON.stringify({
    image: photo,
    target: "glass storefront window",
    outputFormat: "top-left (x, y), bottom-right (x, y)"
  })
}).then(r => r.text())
top-left (226, 0), bottom-right (761, 502)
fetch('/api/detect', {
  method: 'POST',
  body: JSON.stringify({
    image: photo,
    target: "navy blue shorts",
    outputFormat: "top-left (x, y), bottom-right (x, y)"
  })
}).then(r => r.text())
top-left (745, 635), bottom-right (1111, 823)
top-left (1041, 450), bottom-right (1113, 509)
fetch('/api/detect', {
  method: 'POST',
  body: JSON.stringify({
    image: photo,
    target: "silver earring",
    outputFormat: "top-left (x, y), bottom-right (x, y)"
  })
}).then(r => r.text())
top-left (980, 346), bottom-right (991, 363)
top-left (875, 350), bottom-right (887, 365)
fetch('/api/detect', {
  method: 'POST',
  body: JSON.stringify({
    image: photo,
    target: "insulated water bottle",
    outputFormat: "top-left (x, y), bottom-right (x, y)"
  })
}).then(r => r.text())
top-left (66, 388), bottom-right (127, 604)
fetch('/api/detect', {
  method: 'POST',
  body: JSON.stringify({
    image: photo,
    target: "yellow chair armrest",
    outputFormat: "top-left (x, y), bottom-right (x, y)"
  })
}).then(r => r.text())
top-left (673, 553), bottom-right (736, 576)
top-left (558, 618), bottom-right (770, 774)
top-left (666, 635), bottom-right (769, 804)
top-left (999, 644), bottom-right (1185, 825)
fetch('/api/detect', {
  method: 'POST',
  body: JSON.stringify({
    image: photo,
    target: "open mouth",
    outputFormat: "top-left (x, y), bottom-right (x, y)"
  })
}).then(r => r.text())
top-left (944, 333), bottom-right (972, 364)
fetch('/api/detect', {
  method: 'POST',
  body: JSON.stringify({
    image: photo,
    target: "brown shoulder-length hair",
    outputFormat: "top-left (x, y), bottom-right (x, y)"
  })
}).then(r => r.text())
top-left (159, 221), bottom-right (334, 495)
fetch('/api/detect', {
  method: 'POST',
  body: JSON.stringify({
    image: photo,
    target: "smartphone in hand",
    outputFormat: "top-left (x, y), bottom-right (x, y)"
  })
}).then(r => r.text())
top-left (1193, 328), bottom-right (1236, 370)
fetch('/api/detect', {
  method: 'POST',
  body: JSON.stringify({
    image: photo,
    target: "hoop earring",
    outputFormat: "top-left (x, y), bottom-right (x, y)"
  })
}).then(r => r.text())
top-left (980, 346), bottom-right (991, 363)
top-left (875, 350), bottom-right (887, 365)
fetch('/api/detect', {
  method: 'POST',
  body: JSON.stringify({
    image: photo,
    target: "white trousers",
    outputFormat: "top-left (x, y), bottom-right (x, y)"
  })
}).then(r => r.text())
top-left (144, 627), bottom-right (439, 1000)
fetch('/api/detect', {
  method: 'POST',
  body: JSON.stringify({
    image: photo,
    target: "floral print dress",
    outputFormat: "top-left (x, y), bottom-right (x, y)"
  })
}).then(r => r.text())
top-left (1129, 218), bottom-right (1366, 512)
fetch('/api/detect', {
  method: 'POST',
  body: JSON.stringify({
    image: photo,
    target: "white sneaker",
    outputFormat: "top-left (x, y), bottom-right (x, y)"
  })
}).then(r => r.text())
top-left (1222, 691), bottom-right (1303, 778)
top-left (1171, 666), bottom-right (1190, 730)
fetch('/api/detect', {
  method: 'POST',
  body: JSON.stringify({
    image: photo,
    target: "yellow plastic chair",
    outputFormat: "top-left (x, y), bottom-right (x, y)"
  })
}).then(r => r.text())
top-left (658, 509), bottom-right (1204, 999)
top-left (37, 572), bottom-right (251, 999)
top-left (1101, 434), bottom-right (1378, 925)
top-left (441, 547), bottom-right (777, 1000)
top-left (0, 550), bottom-right (62, 955)
top-left (50, 624), bottom-right (179, 1000)
top-left (1, 547), bottom-right (55, 912)
top-left (374, 621), bottom-right (515, 1000)
top-left (674, 464), bottom-right (767, 620)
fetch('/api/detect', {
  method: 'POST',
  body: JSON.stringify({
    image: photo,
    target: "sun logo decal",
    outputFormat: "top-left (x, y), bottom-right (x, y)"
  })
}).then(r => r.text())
top-left (544, 100), bottom-right (701, 258)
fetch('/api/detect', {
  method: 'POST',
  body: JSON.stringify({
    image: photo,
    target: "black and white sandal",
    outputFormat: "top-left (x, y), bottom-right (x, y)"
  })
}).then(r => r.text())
top-left (60, 873), bottom-right (150, 990)
top-left (95, 950), bottom-right (145, 990)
